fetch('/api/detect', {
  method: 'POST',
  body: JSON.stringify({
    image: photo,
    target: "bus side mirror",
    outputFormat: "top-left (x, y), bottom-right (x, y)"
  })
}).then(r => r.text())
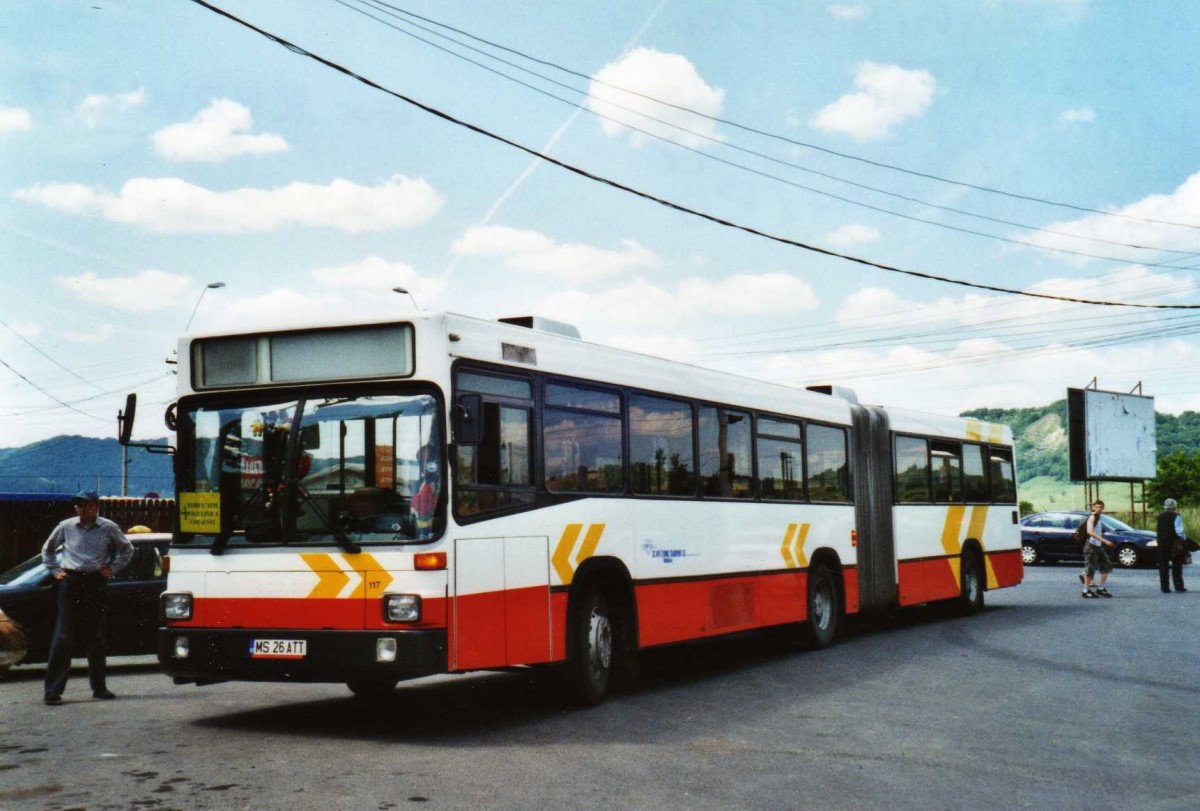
top-left (455, 394), bottom-right (484, 446)
top-left (118, 393), bottom-right (137, 445)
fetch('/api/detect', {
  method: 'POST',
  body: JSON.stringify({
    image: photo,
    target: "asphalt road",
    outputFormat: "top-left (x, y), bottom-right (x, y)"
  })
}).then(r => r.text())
top-left (1, 564), bottom-right (1196, 811)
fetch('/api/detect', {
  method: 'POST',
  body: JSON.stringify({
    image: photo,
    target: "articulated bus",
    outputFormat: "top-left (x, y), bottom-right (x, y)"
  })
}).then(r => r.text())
top-left (140, 312), bottom-right (1022, 703)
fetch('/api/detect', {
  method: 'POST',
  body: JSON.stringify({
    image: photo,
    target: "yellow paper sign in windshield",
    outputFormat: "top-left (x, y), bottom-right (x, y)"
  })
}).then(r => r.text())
top-left (179, 492), bottom-right (221, 533)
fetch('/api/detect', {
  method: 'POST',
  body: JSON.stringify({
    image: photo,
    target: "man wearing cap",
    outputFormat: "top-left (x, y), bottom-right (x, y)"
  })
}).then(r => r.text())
top-left (39, 490), bottom-right (133, 705)
top-left (1156, 498), bottom-right (1188, 594)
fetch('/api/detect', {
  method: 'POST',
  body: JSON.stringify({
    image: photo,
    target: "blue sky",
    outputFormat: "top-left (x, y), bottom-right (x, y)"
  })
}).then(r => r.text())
top-left (3, 0), bottom-right (1199, 450)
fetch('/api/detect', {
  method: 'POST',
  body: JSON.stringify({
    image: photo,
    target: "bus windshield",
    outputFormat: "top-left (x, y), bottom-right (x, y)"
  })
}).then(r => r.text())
top-left (181, 392), bottom-right (443, 547)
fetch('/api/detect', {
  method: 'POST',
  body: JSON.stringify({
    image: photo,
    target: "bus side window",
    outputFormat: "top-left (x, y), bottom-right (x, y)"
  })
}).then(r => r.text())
top-left (894, 436), bottom-right (930, 503)
top-left (454, 370), bottom-right (535, 517)
top-left (698, 407), bottom-right (753, 499)
top-left (962, 443), bottom-right (990, 502)
top-left (930, 439), bottom-right (963, 502)
top-left (807, 424), bottom-right (850, 502)
top-left (989, 447), bottom-right (1017, 504)
top-left (543, 383), bottom-right (624, 494)
top-left (630, 394), bottom-right (695, 496)
top-left (756, 417), bottom-right (802, 502)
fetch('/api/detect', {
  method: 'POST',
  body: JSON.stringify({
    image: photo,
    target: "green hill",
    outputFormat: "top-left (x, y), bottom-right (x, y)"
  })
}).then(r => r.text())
top-left (963, 401), bottom-right (1200, 484)
top-left (0, 435), bottom-right (174, 497)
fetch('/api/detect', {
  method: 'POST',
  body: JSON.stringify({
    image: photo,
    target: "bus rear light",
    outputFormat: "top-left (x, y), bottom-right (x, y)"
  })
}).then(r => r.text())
top-left (414, 552), bottom-right (446, 570)
top-left (162, 592), bottom-right (193, 621)
top-left (383, 594), bottom-right (421, 623)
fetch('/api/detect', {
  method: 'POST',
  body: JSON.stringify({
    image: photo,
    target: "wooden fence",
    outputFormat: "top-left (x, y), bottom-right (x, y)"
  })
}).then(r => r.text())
top-left (0, 496), bottom-right (175, 572)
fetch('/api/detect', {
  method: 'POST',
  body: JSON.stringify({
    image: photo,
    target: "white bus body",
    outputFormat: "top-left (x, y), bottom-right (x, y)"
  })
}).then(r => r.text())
top-left (157, 312), bottom-right (1022, 701)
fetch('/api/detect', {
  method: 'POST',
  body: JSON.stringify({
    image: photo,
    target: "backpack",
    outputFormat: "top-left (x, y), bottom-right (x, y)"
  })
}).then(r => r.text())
top-left (1072, 518), bottom-right (1089, 546)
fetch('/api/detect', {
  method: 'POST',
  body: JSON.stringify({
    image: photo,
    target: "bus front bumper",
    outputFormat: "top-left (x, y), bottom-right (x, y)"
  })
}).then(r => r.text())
top-left (157, 628), bottom-right (448, 684)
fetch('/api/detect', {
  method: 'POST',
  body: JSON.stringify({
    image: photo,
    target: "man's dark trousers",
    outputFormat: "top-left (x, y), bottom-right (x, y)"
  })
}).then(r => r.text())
top-left (44, 571), bottom-right (108, 698)
top-left (1159, 549), bottom-right (1185, 592)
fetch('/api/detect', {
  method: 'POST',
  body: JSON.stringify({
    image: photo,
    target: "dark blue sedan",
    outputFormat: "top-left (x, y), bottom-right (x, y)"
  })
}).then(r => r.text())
top-left (1020, 511), bottom-right (1159, 568)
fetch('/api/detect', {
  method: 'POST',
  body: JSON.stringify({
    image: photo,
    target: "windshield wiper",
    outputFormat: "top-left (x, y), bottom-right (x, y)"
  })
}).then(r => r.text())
top-left (296, 487), bottom-right (361, 554)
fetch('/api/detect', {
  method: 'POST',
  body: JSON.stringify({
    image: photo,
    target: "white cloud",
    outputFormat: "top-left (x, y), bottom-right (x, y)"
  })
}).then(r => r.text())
top-left (828, 4), bottom-right (869, 20)
top-left (535, 272), bottom-right (820, 329)
top-left (588, 48), bottom-right (725, 149)
top-left (825, 223), bottom-right (880, 247)
top-left (452, 225), bottom-right (661, 283)
top-left (76, 88), bottom-right (145, 128)
top-left (14, 174), bottom-right (443, 233)
top-left (1023, 170), bottom-right (1200, 260)
top-left (1059, 107), bottom-right (1095, 124)
top-left (55, 270), bottom-right (195, 312)
top-left (153, 99), bottom-right (287, 161)
top-left (310, 255), bottom-right (445, 306)
top-left (812, 61), bottom-right (936, 141)
top-left (0, 105), bottom-right (33, 133)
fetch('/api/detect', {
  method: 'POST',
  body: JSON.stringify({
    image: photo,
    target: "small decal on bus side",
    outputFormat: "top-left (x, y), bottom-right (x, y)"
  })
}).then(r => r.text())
top-left (641, 540), bottom-right (694, 564)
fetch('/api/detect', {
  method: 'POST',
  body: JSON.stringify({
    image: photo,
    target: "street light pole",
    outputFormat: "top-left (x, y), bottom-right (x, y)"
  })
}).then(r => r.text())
top-left (392, 286), bottom-right (420, 310)
top-left (185, 281), bottom-right (226, 332)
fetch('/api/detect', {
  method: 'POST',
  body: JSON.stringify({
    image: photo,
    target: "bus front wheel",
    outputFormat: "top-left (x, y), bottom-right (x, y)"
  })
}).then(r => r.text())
top-left (567, 586), bottom-right (614, 706)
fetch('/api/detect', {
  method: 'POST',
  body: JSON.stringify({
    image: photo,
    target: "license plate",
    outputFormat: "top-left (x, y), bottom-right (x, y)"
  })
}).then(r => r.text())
top-left (249, 639), bottom-right (307, 659)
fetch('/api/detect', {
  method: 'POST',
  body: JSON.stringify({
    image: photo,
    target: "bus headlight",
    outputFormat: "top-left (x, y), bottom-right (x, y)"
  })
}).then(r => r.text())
top-left (161, 592), bottom-right (193, 621)
top-left (383, 594), bottom-right (421, 623)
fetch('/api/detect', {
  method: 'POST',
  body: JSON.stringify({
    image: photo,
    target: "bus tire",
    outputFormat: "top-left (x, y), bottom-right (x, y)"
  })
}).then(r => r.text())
top-left (346, 678), bottom-right (398, 699)
top-left (567, 586), bottom-right (614, 706)
top-left (799, 563), bottom-right (839, 649)
top-left (959, 549), bottom-right (985, 614)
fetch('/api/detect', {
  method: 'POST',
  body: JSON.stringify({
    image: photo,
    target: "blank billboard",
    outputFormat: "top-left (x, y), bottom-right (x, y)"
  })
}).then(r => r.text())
top-left (1067, 388), bottom-right (1157, 481)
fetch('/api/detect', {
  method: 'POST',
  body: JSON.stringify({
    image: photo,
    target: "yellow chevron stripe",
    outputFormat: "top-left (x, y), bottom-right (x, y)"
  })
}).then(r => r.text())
top-left (576, 524), bottom-right (605, 565)
top-left (967, 505), bottom-right (1000, 590)
top-left (341, 552), bottom-right (392, 599)
top-left (792, 523), bottom-right (810, 569)
top-left (942, 506), bottom-right (965, 583)
top-left (302, 553), bottom-right (351, 600)
top-left (552, 524), bottom-right (584, 585)
top-left (781, 524), bottom-right (798, 568)
top-left (965, 418), bottom-right (983, 441)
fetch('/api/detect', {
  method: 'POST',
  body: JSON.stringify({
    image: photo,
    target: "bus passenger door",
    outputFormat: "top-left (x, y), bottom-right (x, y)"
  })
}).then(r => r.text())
top-left (452, 536), bottom-right (551, 671)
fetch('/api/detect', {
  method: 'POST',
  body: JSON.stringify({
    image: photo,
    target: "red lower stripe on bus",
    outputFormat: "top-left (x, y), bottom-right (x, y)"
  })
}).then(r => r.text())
top-left (897, 549), bottom-right (1024, 606)
top-left (986, 549), bottom-right (1023, 589)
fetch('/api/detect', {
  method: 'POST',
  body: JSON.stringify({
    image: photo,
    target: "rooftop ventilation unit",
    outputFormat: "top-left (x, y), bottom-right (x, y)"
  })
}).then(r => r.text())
top-left (498, 316), bottom-right (581, 339)
top-left (806, 384), bottom-right (859, 404)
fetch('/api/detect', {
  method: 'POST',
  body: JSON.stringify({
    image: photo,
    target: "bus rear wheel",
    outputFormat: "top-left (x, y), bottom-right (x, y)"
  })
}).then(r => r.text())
top-left (799, 563), bottom-right (839, 649)
top-left (566, 586), bottom-right (614, 706)
top-left (959, 549), bottom-right (985, 614)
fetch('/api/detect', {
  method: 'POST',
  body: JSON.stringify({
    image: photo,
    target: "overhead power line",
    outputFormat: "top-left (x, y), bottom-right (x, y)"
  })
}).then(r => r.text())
top-left (0, 356), bottom-right (109, 422)
top-left (187, 0), bottom-right (1200, 310)
top-left (0, 318), bottom-right (102, 390)
top-left (335, 0), bottom-right (1200, 269)
top-left (359, 0), bottom-right (1200, 234)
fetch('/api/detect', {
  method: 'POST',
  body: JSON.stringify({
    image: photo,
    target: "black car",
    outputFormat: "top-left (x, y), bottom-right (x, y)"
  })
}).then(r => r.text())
top-left (0, 532), bottom-right (169, 672)
top-left (1020, 511), bottom-right (1159, 568)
